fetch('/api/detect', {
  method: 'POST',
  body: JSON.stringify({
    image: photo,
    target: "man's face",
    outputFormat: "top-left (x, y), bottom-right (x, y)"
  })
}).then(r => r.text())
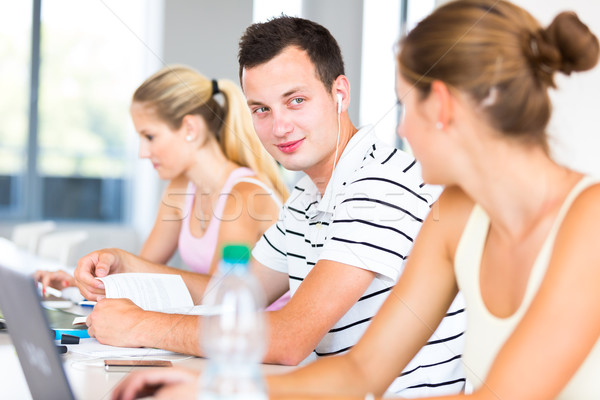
top-left (242, 46), bottom-right (339, 182)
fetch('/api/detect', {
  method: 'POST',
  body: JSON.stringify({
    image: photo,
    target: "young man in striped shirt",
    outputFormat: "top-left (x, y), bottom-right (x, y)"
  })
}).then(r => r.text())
top-left (94, 16), bottom-right (465, 399)
top-left (239, 16), bottom-right (465, 397)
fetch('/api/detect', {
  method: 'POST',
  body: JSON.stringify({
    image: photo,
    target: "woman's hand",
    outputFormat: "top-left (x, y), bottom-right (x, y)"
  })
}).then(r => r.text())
top-left (111, 367), bottom-right (199, 400)
top-left (33, 269), bottom-right (76, 292)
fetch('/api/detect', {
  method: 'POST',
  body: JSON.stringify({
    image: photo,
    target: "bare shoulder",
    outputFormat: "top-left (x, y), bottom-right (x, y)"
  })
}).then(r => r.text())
top-left (431, 185), bottom-right (476, 256)
top-left (162, 174), bottom-right (190, 203)
top-left (157, 175), bottom-right (189, 217)
top-left (215, 179), bottom-right (280, 249)
top-left (544, 182), bottom-right (600, 314)
top-left (435, 185), bottom-right (475, 231)
top-left (545, 181), bottom-right (600, 295)
top-left (164, 174), bottom-right (189, 194)
top-left (229, 178), bottom-right (274, 196)
top-left (557, 181), bottom-right (600, 240)
top-left (437, 185), bottom-right (474, 213)
top-left (220, 178), bottom-right (280, 228)
top-left (568, 181), bottom-right (600, 212)
top-left (228, 178), bottom-right (281, 211)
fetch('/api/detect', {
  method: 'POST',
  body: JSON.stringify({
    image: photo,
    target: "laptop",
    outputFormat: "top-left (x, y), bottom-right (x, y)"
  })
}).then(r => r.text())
top-left (0, 264), bottom-right (75, 400)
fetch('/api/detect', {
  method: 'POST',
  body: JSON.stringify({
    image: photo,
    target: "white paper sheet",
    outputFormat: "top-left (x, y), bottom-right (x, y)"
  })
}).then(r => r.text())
top-left (98, 273), bottom-right (194, 311)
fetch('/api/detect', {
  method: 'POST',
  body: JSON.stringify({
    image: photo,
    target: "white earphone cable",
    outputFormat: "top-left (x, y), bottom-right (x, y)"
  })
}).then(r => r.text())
top-left (331, 108), bottom-right (341, 182)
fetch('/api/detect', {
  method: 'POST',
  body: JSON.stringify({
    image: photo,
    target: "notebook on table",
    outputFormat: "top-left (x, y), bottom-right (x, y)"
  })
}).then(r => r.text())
top-left (0, 264), bottom-right (76, 400)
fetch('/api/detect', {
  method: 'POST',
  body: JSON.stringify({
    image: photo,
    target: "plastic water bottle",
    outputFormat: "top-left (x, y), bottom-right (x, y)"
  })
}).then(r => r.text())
top-left (199, 244), bottom-right (268, 400)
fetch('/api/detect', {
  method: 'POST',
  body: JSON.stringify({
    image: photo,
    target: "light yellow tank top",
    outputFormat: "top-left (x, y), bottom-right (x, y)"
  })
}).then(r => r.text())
top-left (454, 176), bottom-right (600, 399)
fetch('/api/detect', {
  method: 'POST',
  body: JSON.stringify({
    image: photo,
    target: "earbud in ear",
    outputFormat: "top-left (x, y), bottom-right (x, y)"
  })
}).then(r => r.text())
top-left (336, 93), bottom-right (343, 114)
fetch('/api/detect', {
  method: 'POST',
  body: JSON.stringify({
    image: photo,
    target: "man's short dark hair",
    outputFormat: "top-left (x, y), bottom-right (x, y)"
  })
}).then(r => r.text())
top-left (238, 15), bottom-right (345, 92)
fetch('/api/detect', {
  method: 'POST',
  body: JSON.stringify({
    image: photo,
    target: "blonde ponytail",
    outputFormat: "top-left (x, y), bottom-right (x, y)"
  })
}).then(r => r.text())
top-left (133, 65), bottom-right (288, 202)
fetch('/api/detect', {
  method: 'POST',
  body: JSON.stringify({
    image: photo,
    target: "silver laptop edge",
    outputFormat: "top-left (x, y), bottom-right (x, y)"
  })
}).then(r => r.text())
top-left (0, 264), bottom-right (75, 400)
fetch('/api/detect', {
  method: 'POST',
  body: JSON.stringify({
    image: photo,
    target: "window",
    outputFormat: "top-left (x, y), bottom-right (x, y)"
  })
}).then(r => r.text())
top-left (0, 1), bottom-right (31, 211)
top-left (359, 0), bottom-right (435, 147)
top-left (360, 0), bottom-right (402, 146)
top-left (0, 0), bottom-right (150, 222)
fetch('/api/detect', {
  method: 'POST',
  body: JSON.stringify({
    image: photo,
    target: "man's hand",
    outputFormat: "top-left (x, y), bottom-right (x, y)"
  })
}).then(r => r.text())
top-left (74, 249), bottom-right (124, 301)
top-left (86, 298), bottom-right (147, 347)
top-left (111, 367), bottom-right (199, 400)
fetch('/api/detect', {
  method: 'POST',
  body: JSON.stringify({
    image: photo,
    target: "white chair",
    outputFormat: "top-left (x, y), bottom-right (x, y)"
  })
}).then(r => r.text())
top-left (37, 230), bottom-right (89, 267)
top-left (11, 221), bottom-right (57, 254)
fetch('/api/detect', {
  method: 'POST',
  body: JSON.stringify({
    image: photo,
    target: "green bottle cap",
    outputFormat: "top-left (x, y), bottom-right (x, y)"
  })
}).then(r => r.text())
top-left (222, 243), bottom-right (251, 264)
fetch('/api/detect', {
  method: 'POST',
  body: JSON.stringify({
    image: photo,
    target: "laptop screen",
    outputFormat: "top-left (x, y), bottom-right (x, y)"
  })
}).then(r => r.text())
top-left (0, 265), bottom-right (75, 400)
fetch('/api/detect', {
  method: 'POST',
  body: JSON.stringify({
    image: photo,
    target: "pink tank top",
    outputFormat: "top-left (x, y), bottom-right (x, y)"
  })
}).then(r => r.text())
top-left (177, 167), bottom-right (290, 311)
top-left (178, 167), bottom-right (256, 273)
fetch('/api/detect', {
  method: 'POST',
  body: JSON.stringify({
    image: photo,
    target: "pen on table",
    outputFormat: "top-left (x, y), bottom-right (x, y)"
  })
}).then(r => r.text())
top-left (37, 282), bottom-right (63, 298)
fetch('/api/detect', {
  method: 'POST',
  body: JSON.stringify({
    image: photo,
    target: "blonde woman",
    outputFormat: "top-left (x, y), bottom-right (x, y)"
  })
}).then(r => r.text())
top-left (36, 65), bottom-right (289, 309)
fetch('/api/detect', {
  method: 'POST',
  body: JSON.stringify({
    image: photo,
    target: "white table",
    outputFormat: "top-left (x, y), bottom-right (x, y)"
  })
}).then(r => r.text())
top-left (0, 332), bottom-right (294, 400)
top-left (0, 238), bottom-right (294, 398)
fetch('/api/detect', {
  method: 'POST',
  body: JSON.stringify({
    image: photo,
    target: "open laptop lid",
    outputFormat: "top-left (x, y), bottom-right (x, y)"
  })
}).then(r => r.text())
top-left (0, 264), bottom-right (75, 400)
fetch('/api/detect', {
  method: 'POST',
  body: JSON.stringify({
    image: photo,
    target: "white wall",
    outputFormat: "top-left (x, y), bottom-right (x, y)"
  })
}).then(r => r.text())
top-left (360, 0), bottom-right (401, 145)
top-left (302, 0), bottom-right (364, 124)
top-left (162, 0), bottom-right (253, 83)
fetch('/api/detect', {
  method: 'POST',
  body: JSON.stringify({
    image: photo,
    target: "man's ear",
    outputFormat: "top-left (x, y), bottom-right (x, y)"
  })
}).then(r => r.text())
top-left (332, 75), bottom-right (351, 113)
top-left (431, 80), bottom-right (453, 130)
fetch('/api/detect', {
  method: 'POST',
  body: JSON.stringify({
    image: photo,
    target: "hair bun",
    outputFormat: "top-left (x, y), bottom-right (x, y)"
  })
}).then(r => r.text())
top-left (526, 30), bottom-right (561, 86)
top-left (544, 11), bottom-right (599, 75)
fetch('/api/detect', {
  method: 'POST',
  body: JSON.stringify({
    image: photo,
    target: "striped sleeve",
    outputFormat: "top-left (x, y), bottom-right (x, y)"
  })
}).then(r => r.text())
top-left (319, 159), bottom-right (438, 282)
top-left (251, 210), bottom-right (289, 274)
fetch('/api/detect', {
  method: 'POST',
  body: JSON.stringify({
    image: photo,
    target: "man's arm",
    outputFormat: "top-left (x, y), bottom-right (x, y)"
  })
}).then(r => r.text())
top-left (89, 257), bottom-right (373, 362)
top-left (87, 258), bottom-right (288, 355)
top-left (255, 258), bottom-right (376, 365)
top-left (86, 298), bottom-right (202, 354)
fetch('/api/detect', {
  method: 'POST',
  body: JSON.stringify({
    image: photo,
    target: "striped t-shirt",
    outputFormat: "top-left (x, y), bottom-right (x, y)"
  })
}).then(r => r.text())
top-left (252, 125), bottom-right (466, 396)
